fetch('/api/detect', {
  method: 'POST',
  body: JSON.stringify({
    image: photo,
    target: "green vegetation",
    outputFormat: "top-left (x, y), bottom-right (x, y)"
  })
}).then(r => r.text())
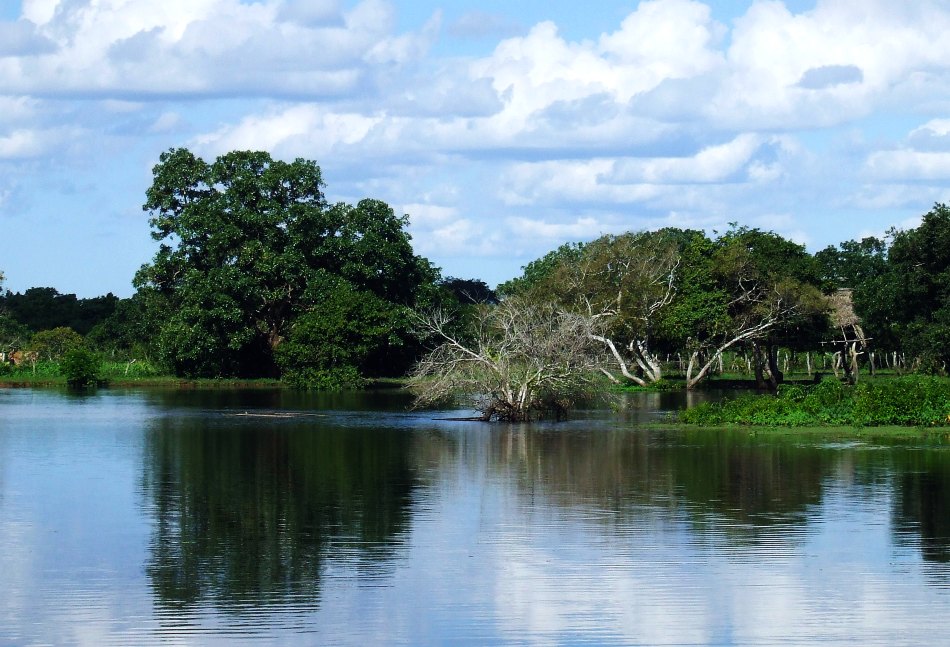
top-left (681, 376), bottom-right (950, 427)
top-left (60, 347), bottom-right (102, 387)
top-left (3, 157), bottom-right (950, 407)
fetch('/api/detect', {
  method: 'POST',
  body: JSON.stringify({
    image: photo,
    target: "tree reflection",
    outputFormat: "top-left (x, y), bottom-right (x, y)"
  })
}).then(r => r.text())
top-left (143, 417), bottom-right (416, 608)
top-left (893, 449), bottom-right (950, 563)
top-left (419, 426), bottom-right (835, 543)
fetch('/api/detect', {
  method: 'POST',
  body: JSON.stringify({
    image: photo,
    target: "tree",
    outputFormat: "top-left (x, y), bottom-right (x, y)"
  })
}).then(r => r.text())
top-left (275, 281), bottom-right (410, 389)
top-left (29, 326), bottom-right (84, 361)
top-left (660, 227), bottom-right (826, 389)
top-left (438, 277), bottom-right (498, 305)
top-left (60, 346), bottom-right (102, 387)
top-left (869, 204), bottom-right (950, 371)
top-left (507, 231), bottom-right (680, 386)
top-left (134, 148), bottom-right (433, 378)
top-left (496, 242), bottom-right (584, 297)
top-left (815, 236), bottom-right (889, 291)
top-left (410, 297), bottom-right (605, 421)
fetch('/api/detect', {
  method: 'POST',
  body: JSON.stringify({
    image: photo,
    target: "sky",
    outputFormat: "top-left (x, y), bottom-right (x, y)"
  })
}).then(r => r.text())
top-left (1, 0), bottom-right (949, 297)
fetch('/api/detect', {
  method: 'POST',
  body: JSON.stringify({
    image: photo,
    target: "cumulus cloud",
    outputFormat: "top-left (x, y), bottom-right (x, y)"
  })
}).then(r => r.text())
top-left (0, 19), bottom-right (57, 56)
top-left (7, 0), bottom-right (950, 291)
top-left (0, 0), bottom-right (438, 98)
top-left (507, 216), bottom-right (610, 241)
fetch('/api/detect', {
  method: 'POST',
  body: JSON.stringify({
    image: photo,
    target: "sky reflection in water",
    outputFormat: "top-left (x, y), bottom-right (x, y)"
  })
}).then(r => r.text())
top-left (0, 388), bottom-right (948, 645)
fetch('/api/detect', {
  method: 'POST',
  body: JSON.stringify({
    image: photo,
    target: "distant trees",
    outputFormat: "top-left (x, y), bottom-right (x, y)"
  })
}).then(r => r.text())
top-left (0, 287), bottom-right (118, 335)
top-left (29, 327), bottom-right (84, 362)
top-left (828, 204), bottom-right (950, 372)
top-left (7, 153), bottom-right (950, 407)
top-left (491, 226), bottom-right (827, 391)
top-left (681, 227), bottom-right (826, 390)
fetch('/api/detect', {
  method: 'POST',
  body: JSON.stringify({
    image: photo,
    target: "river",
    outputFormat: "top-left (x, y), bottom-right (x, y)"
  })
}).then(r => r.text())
top-left (1, 387), bottom-right (948, 645)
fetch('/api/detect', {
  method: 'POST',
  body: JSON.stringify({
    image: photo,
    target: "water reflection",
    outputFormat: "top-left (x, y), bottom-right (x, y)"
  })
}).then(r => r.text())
top-left (415, 425), bottom-right (832, 547)
top-left (142, 414), bottom-right (417, 609)
top-left (3, 388), bottom-right (950, 645)
top-left (893, 449), bottom-right (950, 564)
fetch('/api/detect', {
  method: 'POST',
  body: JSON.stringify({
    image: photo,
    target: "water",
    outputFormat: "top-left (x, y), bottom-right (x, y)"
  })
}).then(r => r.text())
top-left (1, 387), bottom-right (948, 645)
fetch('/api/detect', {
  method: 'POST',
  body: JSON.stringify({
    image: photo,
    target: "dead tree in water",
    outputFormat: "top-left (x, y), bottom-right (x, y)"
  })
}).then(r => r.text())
top-left (410, 298), bottom-right (604, 421)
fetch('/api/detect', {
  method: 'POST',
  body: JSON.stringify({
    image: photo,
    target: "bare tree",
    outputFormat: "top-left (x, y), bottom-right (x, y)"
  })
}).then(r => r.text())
top-left (409, 297), bottom-right (605, 421)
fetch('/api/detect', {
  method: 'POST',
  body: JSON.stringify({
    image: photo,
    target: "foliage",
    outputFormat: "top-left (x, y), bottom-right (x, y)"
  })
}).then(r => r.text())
top-left (85, 294), bottom-right (154, 360)
top-left (275, 282), bottom-right (408, 390)
top-left (0, 287), bottom-right (118, 335)
top-left (410, 297), bottom-right (607, 421)
top-left (655, 226), bottom-right (827, 388)
top-left (496, 242), bottom-right (584, 297)
top-left (878, 205), bottom-right (950, 370)
top-left (815, 236), bottom-right (889, 292)
top-left (0, 315), bottom-right (30, 354)
top-left (681, 376), bottom-right (950, 427)
top-left (134, 148), bottom-right (434, 378)
top-left (29, 326), bottom-right (84, 361)
top-left (438, 277), bottom-right (498, 305)
top-left (501, 231), bottom-right (681, 386)
top-left (60, 346), bottom-right (102, 387)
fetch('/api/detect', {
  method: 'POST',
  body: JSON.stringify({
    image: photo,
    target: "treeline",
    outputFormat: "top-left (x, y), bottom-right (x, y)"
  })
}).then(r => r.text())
top-left (1, 148), bottom-right (947, 398)
top-left (0, 149), bottom-right (495, 387)
top-left (412, 206), bottom-right (950, 419)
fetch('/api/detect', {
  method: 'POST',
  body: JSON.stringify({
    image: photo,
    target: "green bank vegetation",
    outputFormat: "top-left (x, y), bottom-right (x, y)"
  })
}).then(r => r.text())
top-left (681, 376), bottom-right (950, 428)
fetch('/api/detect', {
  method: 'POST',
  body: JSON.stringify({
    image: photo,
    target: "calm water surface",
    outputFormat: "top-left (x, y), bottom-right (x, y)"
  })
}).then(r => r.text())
top-left (1, 387), bottom-right (949, 645)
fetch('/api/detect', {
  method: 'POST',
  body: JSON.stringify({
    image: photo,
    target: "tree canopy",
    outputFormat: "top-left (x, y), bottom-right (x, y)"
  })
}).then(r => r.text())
top-left (134, 148), bottom-right (436, 378)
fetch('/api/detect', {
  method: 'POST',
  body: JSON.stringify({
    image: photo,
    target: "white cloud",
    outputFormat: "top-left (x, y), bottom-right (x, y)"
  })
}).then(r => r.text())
top-left (507, 216), bottom-right (609, 241)
top-left (0, 0), bottom-right (437, 98)
top-left (7, 0), bottom-right (950, 293)
top-left (403, 203), bottom-right (458, 227)
top-left (606, 134), bottom-right (765, 184)
top-left (0, 126), bottom-right (81, 158)
top-left (866, 150), bottom-right (950, 181)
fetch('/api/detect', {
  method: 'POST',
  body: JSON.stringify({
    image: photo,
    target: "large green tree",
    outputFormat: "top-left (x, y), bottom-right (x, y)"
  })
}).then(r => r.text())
top-left (135, 148), bottom-right (433, 378)
top-left (871, 204), bottom-right (950, 371)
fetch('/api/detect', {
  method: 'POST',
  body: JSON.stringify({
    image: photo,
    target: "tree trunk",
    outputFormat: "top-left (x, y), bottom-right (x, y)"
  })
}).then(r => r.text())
top-left (767, 344), bottom-right (784, 386)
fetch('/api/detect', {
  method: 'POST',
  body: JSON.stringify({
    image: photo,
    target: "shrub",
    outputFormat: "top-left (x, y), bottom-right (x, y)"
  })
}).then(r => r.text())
top-left (680, 376), bottom-right (950, 427)
top-left (280, 365), bottom-right (365, 391)
top-left (60, 347), bottom-right (102, 387)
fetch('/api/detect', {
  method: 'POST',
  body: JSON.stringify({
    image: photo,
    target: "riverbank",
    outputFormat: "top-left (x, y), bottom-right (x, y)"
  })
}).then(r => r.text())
top-left (679, 375), bottom-right (950, 428)
top-left (0, 372), bottom-right (406, 390)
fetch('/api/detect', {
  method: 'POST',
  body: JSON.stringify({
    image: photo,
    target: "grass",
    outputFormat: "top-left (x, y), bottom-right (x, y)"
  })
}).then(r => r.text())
top-left (680, 376), bottom-right (950, 428)
top-left (0, 360), bottom-right (284, 389)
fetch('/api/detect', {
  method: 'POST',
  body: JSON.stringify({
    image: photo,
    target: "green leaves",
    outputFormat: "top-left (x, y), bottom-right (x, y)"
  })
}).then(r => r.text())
top-left (275, 282), bottom-right (404, 389)
top-left (60, 346), bottom-right (102, 388)
top-left (136, 148), bottom-right (431, 379)
top-left (681, 376), bottom-right (950, 427)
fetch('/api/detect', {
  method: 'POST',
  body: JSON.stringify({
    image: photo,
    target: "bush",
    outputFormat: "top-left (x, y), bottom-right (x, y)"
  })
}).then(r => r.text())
top-left (680, 376), bottom-right (950, 427)
top-left (280, 365), bottom-right (365, 391)
top-left (60, 347), bottom-right (102, 387)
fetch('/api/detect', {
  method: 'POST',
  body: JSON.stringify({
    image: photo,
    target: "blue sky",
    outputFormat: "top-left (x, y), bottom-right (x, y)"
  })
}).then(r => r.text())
top-left (1, 0), bottom-right (949, 297)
